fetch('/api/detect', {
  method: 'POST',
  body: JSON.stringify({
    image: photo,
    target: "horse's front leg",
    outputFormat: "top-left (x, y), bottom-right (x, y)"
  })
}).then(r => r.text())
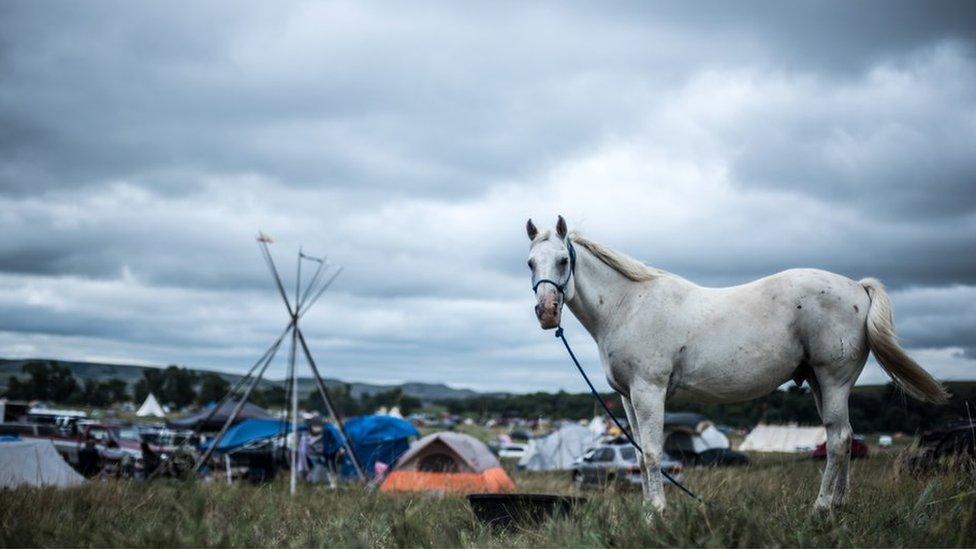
top-left (629, 382), bottom-right (668, 513)
top-left (620, 396), bottom-right (648, 495)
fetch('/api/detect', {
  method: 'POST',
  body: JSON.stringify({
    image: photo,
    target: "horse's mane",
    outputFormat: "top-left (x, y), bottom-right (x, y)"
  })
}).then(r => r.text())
top-left (569, 232), bottom-right (662, 282)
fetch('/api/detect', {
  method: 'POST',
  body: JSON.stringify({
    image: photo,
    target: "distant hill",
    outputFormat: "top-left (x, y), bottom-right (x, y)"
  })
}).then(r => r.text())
top-left (0, 358), bottom-right (491, 402)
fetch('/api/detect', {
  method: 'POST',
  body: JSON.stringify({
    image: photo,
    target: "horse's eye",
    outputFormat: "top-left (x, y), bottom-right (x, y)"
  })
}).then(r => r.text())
top-left (558, 257), bottom-right (569, 267)
top-left (527, 260), bottom-right (534, 270)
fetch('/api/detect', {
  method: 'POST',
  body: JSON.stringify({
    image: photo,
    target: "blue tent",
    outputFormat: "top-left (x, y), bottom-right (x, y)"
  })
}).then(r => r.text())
top-left (207, 419), bottom-right (306, 452)
top-left (321, 415), bottom-right (419, 478)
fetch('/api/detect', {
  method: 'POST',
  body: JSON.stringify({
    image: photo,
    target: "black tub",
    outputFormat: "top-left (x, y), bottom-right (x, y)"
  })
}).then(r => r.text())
top-left (467, 493), bottom-right (586, 528)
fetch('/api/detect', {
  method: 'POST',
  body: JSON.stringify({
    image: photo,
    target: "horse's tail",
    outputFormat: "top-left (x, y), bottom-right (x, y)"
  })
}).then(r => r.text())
top-left (860, 277), bottom-right (949, 403)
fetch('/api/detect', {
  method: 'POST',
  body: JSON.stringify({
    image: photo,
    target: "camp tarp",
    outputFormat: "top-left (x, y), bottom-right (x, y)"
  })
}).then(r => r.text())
top-left (136, 393), bottom-right (166, 418)
top-left (167, 400), bottom-right (273, 431)
top-left (0, 438), bottom-right (85, 488)
top-left (321, 415), bottom-right (419, 479)
top-left (209, 419), bottom-right (306, 452)
top-left (518, 423), bottom-right (596, 471)
top-left (739, 424), bottom-right (827, 453)
top-left (381, 431), bottom-right (515, 494)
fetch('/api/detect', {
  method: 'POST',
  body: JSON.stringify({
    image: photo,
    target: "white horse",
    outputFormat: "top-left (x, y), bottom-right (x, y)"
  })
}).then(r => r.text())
top-left (526, 216), bottom-right (948, 512)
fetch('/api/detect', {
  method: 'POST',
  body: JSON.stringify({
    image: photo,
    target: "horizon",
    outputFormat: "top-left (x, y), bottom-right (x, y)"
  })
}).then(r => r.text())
top-left (4, 355), bottom-right (975, 398)
top-left (1, 2), bottom-right (974, 393)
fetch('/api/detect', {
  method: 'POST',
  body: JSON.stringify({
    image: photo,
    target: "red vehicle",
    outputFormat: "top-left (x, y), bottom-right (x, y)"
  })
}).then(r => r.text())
top-left (811, 436), bottom-right (869, 459)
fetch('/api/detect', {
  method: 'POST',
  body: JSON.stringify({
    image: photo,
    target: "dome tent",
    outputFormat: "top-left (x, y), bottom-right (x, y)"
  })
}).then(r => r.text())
top-left (662, 412), bottom-right (748, 466)
top-left (321, 415), bottom-right (419, 479)
top-left (381, 431), bottom-right (515, 494)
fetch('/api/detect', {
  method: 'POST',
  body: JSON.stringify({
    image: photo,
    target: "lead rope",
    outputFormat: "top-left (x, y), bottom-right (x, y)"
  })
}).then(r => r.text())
top-left (554, 325), bottom-right (702, 502)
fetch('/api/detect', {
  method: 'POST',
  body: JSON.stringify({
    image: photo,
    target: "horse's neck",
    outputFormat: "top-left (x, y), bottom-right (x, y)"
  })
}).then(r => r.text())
top-left (566, 245), bottom-right (643, 340)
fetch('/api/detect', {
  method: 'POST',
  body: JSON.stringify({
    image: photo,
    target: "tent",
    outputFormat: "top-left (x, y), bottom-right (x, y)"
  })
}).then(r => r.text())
top-left (375, 406), bottom-right (404, 419)
top-left (588, 415), bottom-right (606, 438)
top-left (321, 415), bottom-right (419, 479)
top-left (662, 412), bottom-right (747, 465)
top-left (167, 400), bottom-right (273, 432)
top-left (0, 438), bottom-right (85, 488)
top-left (381, 431), bottom-right (515, 494)
top-left (208, 419), bottom-right (306, 452)
top-left (518, 423), bottom-right (596, 471)
top-left (739, 424), bottom-right (826, 453)
top-left (663, 412), bottom-right (730, 452)
top-left (136, 393), bottom-right (166, 418)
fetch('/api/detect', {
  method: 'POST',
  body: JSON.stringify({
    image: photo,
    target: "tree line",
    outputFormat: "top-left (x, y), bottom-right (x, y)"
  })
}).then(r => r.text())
top-left (4, 360), bottom-right (230, 408)
top-left (3, 360), bottom-right (423, 416)
top-left (438, 382), bottom-right (976, 434)
top-left (6, 359), bottom-right (974, 433)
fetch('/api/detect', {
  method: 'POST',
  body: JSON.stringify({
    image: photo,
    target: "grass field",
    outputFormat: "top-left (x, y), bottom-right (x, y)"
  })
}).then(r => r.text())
top-left (2, 453), bottom-right (974, 547)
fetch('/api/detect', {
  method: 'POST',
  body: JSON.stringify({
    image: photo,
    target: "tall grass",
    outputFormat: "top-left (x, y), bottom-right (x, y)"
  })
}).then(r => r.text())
top-left (1, 454), bottom-right (973, 547)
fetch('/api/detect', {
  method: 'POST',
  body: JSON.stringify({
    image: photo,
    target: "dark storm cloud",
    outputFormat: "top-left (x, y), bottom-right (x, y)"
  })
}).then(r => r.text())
top-left (0, 1), bottom-right (974, 390)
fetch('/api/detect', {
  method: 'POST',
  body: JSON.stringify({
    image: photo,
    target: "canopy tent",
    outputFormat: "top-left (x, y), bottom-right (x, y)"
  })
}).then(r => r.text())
top-left (518, 423), bottom-right (596, 471)
top-left (207, 419), bottom-right (306, 452)
top-left (167, 400), bottom-right (273, 432)
top-left (739, 424), bottom-right (826, 453)
top-left (136, 393), bottom-right (166, 418)
top-left (381, 431), bottom-right (515, 494)
top-left (321, 415), bottom-right (419, 479)
top-left (0, 438), bottom-right (85, 488)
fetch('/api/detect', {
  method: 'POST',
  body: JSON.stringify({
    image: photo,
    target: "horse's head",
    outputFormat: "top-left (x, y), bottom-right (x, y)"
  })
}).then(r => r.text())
top-left (526, 215), bottom-right (576, 330)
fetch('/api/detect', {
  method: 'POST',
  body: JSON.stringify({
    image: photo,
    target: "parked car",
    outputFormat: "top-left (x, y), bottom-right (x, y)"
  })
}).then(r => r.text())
top-left (571, 443), bottom-right (683, 489)
top-left (497, 443), bottom-right (528, 459)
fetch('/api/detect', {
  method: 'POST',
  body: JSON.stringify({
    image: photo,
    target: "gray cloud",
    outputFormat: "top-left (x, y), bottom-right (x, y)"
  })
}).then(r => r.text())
top-left (1, 1), bottom-right (974, 391)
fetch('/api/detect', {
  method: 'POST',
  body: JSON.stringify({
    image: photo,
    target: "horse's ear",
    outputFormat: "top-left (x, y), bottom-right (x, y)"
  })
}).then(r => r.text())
top-left (556, 215), bottom-right (568, 239)
top-left (526, 219), bottom-right (538, 241)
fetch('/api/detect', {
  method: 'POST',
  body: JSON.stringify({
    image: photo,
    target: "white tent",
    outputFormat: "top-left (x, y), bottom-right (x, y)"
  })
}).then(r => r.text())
top-left (739, 424), bottom-right (826, 453)
top-left (136, 393), bottom-right (166, 418)
top-left (0, 439), bottom-right (85, 488)
top-left (518, 424), bottom-right (596, 471)
top-left (588, 415), bottom-right (606, 438)
top-left (375, 406), bottom-right (404, 419)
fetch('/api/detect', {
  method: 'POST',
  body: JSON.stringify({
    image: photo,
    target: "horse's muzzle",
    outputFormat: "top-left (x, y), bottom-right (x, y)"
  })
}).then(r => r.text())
top-left (535, 292), bottom-right (562, 330)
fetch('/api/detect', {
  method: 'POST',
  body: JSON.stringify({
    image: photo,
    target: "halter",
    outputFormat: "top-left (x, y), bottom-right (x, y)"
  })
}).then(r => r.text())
top-left (531, 237), bottom-right (577, 295)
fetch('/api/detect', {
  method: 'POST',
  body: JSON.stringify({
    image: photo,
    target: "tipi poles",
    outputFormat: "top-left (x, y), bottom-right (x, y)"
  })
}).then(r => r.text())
top-left (288, 249), bottom-right (302, 495)
top-left (286, 323), bottom-right (299, 494)
top-left (191, 324), bottom-right (292, 441)
top-left (259, 238), bottom-right (294, 315)
top-left (296, 328), bottom-right (366, 481)
top-left (193, 329), bottom-right (287, 472)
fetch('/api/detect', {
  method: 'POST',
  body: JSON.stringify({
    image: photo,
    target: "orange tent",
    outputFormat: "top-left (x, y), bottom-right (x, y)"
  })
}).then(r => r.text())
top-left (381, 432), bottom-right (516, 494)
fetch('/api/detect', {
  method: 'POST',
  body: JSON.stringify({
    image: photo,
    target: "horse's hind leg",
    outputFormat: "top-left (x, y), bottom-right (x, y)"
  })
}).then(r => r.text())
top-left (812, 362), bottom-right (863, 511)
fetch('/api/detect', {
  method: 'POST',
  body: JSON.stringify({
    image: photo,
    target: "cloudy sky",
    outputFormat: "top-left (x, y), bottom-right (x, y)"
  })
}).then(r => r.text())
top-left (1, 1), bottom-right (974, 392)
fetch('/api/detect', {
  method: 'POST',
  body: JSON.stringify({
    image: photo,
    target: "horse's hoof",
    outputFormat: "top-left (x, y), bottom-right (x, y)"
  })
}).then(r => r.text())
top-left (812, 498), bottom-right (843, 518)
top-left (642, 499), bottom-right (666, 521)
